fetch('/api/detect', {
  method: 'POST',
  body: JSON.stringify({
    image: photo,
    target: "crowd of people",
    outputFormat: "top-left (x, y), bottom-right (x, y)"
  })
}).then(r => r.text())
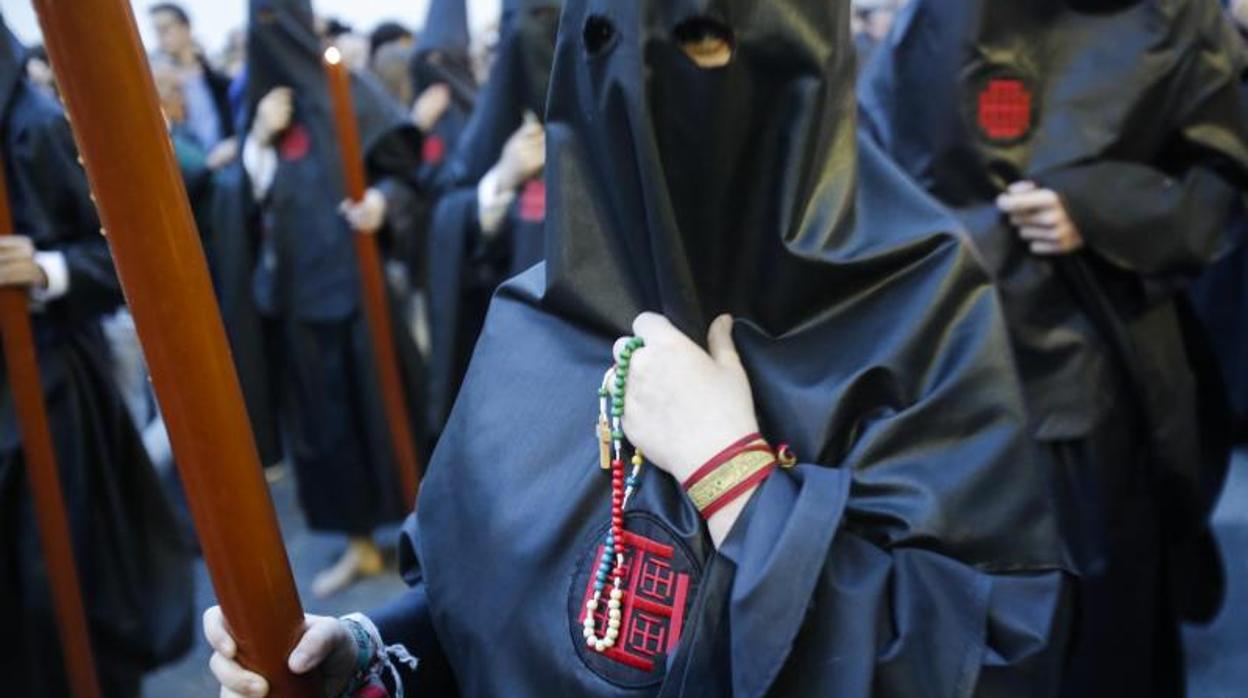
top-left (1, 0), bottom-right (1247, 696)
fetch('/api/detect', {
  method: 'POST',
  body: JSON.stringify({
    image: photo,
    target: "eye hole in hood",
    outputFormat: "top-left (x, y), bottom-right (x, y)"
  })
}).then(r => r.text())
top-left (673, 16), bottom-right (734, 68)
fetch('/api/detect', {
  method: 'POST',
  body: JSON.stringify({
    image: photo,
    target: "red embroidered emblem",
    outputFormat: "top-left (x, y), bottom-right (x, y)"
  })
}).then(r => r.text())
top-left (977, 78), bottom-right (1033, 142)
top-left (577, 531), bottom-right (692, 673)
top-left (278, 124), bottom-right (311, 161)
top-left (422, 134), bottom-right (446, 165)
top-left (519, 179), bottom-right (546, 223)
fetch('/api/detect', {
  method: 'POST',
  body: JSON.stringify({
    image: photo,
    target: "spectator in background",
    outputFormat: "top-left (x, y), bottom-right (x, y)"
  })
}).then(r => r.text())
top-left (373, 40), bottom-right (415, 107)
top-left (149, 2), bottom-right (238, 168)
top-left (322, 17), bottom-right (370, 72)
top-left (23, 45), bottom-right (55, 100)
top-left (220, 27), bottom-right (248, 79)
top-left (853, 0), bottom-right (903, 64)
top-left (369, 20), bottom-right (414, 67)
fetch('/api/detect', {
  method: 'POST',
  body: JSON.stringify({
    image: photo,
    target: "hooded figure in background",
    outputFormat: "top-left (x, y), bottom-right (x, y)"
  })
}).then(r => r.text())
top-left (396, 0), bottom-right (479, 345)
top-left (859, 0), bottom-right (1248, 693)
top-left (315, 0), bottom-right (1072, 693)
top-left (409, 0), bottom-right (477, 190)
top-left (235, 0), bottom-right (427, 597)
top-left (423, 0), bottom-right (561, 437)
top-left (0, 14), bottom-right (193, 697)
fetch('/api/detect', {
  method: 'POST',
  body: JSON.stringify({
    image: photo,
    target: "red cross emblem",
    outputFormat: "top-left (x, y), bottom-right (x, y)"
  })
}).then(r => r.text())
top-left (519, 178), bottom-right (547, 223)
top-left (977, 78), bottom-right (1033, 142)
top-left (577, 531), bottom-right (692, 674)
top-left (422, 134), bottom-right (446, 165)
top-left (278, 123), bottom-right (311, 161)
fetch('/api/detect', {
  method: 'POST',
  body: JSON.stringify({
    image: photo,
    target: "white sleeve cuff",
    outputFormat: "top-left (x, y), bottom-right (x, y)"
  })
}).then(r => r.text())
top-left (477, 167), bottom-right (516, 238)
top-left (242, 134), bottom-right (279, 201)
top-left (31, 251), bottom-right (69, 302)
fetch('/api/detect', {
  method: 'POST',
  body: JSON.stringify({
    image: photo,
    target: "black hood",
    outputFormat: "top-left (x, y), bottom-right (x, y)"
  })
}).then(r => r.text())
top-left (246, 0), bottom-right (419, 177)
top-left (0, 12), bottom-right (25, 113)
top-left (410, 0), bottom-right (477, 108)
top-left (515, 0), bottom-right (1060, 569)
top-left (442, 0), bottom-right (562, 184)
top-left (543, 0), bottom-right (859, 339)
top-left (247, 0), bottom-right (324, 110)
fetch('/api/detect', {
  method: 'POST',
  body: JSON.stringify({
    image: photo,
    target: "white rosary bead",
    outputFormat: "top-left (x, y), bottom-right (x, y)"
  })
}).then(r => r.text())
top-left (610, 588), bottom-right (623, 601)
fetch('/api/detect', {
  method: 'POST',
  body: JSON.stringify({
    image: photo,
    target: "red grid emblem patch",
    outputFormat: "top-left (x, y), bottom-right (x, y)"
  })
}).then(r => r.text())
top-left (977, 78), bottom-right (1033, 143)
top-left (577, 531), bottom-right (692, 674)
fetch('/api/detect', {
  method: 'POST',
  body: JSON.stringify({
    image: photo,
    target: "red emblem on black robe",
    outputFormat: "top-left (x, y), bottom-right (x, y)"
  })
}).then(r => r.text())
top-left (976, 77), bottom-right (1034, 143)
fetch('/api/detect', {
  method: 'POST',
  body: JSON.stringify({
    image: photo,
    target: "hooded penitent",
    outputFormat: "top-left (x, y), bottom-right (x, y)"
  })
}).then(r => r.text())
top-left (233, 0), bottom-right (427, 531)
top-left (374, 1), bottom-right (1071, 695)
top-left (859, 0), bottom-right (1248, 691)
top-left (423, 0), bottom-right (562, 434)
top-left (0, 12), bottom-right (193, 697)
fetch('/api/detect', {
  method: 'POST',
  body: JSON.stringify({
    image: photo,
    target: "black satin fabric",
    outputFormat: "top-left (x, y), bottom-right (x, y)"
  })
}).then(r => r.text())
top-left (379, 1), bottom-right (1072, 695)
top-left (0, 16), bottom-right (194, 696)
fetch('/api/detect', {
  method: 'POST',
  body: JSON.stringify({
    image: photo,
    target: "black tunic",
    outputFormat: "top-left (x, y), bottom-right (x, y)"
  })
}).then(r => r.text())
top-left (0, 19), bottom-right (193, 697)
top-left (369, 1), bottom-right (1072, 695)
top-left (858, 0), bottom-right (1248, 693)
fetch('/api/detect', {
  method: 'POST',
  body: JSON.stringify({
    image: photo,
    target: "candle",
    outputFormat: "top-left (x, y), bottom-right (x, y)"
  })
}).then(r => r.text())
top-left (30, 1), bottom-right (318, 695)
top-left (0, 152), bottom-right (101, 698)
top-left (323, 46), bottom-right (423, 508)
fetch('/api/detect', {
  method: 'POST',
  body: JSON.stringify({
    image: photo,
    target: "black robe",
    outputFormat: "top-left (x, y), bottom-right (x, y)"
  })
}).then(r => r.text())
top-left (242, 0), bottom-right (428, 532)
top-left (0, 21), bottom-right (193, 698)
top-left (424, 0), bottom-right (560, 435)
top-left (368, 1), bottom-right (1071, 695)
top-left (859, 0), bottom-right (1248, 693)
top-left (1189, 224), bottom-right (1248, 439)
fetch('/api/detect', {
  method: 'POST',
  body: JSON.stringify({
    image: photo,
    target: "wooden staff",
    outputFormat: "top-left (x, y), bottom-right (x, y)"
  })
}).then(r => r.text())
top-left (31, 2), bottom-right (319, 696)
top-left (323, 47), bottom-right (423, 507)
top-left (0, 155), bottom-right (101, 698)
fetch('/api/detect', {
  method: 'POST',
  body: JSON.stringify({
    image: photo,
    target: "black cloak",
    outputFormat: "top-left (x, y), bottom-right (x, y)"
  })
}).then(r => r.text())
top-left (372, 1), bottom-right (1071, 695)
top-left (858, 0), bottom-right (1248, 691)
top-left (239, 0), bottom-right (429, 531)
top-left (0, 15), bottom-right (193, 697)
top-left (424, 0), bottom-right (562, 433)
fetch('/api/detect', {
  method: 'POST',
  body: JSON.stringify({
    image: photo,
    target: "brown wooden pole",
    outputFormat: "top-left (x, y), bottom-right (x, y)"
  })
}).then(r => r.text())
top-left (31, 2), bottom-right (320, 695)
top-left (0, 153), bottom-right (102, 698)
top-left (323, 47), bottom-right (423, 508)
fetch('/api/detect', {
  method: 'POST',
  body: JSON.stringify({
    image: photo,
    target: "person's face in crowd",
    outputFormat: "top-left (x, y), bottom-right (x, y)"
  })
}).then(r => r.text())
top-left (152, 9), bottom-right (193, 59)
top-left (472, 19), bottom-right (501, 84)
top-left (372, 42), bottom-right (414, 106)
top-left (222, 28), bottom-right (247, 79)
top-left (25, 57), bottom-right (55, 95)
top-left (864, 9), bottom-right (895, 41)
top-left (1232, 0), bottom-right (1248, 33)
top-left (330, 32), bottom-right (369, 71)
top-left (151, 62), bottom-right (187, 125)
